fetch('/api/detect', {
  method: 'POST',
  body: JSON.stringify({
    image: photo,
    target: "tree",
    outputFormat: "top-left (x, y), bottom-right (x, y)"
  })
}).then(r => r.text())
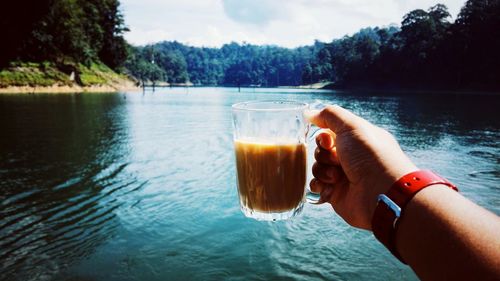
top-left (95, 0), bottom-right (129, 70)
top-left (452, 0), bottom-right (500, 89)
top-left (124, 45), bottom-right (165, 84)
top-left (0, 0), bottom-right (51, 67)
top-left (0, 0), bottom-right (130, 71)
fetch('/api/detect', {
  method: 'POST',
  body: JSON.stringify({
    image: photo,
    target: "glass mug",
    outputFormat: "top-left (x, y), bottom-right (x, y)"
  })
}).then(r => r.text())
top-left (232, 100), bottom-right (324, 221)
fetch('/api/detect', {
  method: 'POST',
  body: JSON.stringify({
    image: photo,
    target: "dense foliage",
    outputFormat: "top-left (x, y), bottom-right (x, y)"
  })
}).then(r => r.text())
top-left (126, 0), bottom-right (500, 90)
top-left (125, 41), bottom-right (322, 86)
top-left (0, 0), bottom-right (128, 71)
top-left (310, 0), bottom-right (500, 90)
top-left (1, 0), bottom-right (498, 90)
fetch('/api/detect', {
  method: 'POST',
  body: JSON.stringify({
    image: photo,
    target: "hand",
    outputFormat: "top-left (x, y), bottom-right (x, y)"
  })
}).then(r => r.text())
top-left (307, 105), bottom-right (418, 230)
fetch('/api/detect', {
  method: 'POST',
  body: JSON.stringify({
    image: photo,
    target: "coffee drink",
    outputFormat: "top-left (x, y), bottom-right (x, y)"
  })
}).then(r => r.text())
top-left (234, 140), bottom-right (307, 213)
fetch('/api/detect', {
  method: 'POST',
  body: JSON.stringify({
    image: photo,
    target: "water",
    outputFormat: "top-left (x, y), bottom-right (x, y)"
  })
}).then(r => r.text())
top-left (0, 88), bottom-right (498, 281)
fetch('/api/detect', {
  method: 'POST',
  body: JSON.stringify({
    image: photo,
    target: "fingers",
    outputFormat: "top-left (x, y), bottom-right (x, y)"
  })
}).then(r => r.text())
top-left (314, 132), bottom-right (339, 165)
top-left (315, 131), bottom-right (335, 150)
top-left (305, 105), bottom-right (360, 134)
top-left (309, 178), bottom-right (335, 203)
top-left (309, 178), bottom-right (330, 193)
top-left (312, 162), bottom-right (342, 184)
top-left (315, 146), bottom-right (339, 165)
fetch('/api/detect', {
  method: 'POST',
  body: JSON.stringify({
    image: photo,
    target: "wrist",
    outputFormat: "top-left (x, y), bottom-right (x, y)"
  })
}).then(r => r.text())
top-left (367, 161), bottom-right (418, 222)
top-left (371, 170), bottom-right (458, 263)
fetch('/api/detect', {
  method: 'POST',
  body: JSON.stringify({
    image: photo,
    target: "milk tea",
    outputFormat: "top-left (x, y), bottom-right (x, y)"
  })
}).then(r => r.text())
top-left (234, 140), bottom-right (307, 212)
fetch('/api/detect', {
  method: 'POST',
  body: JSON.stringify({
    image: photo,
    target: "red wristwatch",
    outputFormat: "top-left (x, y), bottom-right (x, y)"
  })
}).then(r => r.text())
top-left (371, 170), bottom-right (458, 263)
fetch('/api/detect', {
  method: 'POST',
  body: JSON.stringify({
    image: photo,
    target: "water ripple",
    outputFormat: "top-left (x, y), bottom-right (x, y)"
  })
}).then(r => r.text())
top-left (1, 90), bottom-right (498, 281)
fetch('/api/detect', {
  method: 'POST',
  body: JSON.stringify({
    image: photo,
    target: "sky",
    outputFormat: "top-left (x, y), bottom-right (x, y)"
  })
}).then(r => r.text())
top-left (121, 0), bottom-right (467, 48)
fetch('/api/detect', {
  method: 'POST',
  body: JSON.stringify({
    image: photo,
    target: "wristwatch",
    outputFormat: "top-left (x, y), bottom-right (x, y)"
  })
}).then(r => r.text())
top-left (371, 170), bottom-right (458, 263)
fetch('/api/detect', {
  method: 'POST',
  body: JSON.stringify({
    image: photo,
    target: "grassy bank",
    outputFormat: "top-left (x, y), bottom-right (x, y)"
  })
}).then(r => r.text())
top-left (0, 62), bottom-right (138, 93)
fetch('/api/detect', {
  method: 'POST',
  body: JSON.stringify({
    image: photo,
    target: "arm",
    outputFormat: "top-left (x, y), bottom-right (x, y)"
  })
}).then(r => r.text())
top-left (397, 184), bottom-right (500, 280)
top-left (307, 105), bottom-right (500, 280)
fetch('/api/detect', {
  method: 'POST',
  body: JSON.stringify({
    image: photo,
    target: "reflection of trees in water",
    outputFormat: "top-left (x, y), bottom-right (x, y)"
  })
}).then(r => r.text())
top-left (391, 94), bottom-right (500, 147)
top-left (0, 94), bottom-right (143, 280)
top-left (326, 91), bottom-right (500, 148)
top-left (318, 92), bottom-right (499, 209)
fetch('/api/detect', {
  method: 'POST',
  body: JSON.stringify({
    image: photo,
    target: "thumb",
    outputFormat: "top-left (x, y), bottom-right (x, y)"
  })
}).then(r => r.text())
top-left (305, 105), bottom-right (360, 134)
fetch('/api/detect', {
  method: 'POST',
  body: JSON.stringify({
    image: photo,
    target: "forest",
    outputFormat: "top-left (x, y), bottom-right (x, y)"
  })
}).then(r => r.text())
top-left (1, 0), bottom-right (128, 70)
top-left (312, 1), bottom-right (500, 90)
top-left (1, 0), bottom-right (499, 90)
top-left (125, 41), bottom-right (323, 86)
top-left (0, 0), bottom-right (129, 87)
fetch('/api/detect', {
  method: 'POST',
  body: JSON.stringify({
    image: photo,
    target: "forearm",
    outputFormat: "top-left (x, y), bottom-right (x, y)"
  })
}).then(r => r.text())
top-left (396, 184), bottom-right (500, 280)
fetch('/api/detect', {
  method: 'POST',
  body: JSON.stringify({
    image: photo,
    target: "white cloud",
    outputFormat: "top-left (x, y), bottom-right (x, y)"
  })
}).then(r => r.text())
top-left (222, 0), bottom-right (287, 25)
top-left (121, 0), bottom-right (467, 48)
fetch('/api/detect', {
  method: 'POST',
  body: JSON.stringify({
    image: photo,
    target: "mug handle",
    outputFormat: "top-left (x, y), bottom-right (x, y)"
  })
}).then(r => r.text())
top-left (306, 126), bottom-right (333, 204)
top-left (304, 100), bottom-right (331, 204)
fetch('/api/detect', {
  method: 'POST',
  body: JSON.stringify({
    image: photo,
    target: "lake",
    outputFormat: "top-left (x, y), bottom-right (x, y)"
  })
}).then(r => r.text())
top-left (1, 88), bottom-right (499, 281)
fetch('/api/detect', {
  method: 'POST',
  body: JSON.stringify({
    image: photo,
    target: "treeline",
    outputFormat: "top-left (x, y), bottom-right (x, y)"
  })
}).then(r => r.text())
top-left (1, 0), bottom-right (498, 90)
top-left (125, 41), bottom-right (322, 86)
top-left (0, 0), bottom-right (128, 71)
top-left (126, 0), bottom-right (500, 90)
top-left (309, 0), bottom-right (500, 90)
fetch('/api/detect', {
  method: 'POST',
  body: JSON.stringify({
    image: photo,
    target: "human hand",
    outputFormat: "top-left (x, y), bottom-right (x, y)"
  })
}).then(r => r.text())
top-left (307, 105), bottom-right (418, 230)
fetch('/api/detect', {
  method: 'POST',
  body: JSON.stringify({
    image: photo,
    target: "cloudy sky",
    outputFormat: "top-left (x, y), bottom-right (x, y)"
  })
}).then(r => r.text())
top-left (122, 0), bottom-right (467, 48)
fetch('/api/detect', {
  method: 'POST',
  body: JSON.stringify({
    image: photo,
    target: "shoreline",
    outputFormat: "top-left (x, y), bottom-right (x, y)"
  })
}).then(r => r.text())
top-left (0, 83), bottom-right (140, 94)
top-left (279, 81), bottom-right (332, 89)
top-left (0, 61), bottom-right (141, 94)
top-left (2, 83), bottom-right (499, 95)
top-left (325, 87), bottom-right (500, 96)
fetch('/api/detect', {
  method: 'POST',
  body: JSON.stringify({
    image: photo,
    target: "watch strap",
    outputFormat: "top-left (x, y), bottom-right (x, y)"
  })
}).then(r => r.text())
top-left (371, 170), bottom-right (458, 263)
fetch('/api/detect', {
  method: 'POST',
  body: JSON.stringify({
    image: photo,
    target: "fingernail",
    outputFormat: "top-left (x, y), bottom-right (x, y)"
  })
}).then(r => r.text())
top-left (303, 109), bottom-right (319, 122)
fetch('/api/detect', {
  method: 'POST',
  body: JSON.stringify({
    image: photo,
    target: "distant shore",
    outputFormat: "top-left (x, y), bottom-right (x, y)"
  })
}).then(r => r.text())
top-left (3, 81), bottom-right (498, 95)
top-left (278, 81), bottom-right (332, 90)
top-left (0, 81), bottom-right (139, 94)
top-left (323, 85), bottom-right (500, 95)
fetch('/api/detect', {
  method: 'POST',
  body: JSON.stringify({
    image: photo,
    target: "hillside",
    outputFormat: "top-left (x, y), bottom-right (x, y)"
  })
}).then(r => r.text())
top-left (0, 62), bottom-right (137, 93)
top-left (0, 0), bottom-right (134, 92)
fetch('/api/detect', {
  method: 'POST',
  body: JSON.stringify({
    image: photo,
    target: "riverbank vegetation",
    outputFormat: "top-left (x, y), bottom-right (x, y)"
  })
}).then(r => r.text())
top-left (0, 62), bottom-right (131, 88)
top-left (1, 0), bottom-right (498, 91)
top-left (125, 41), bottom-right (320, 87)
top-left (311, 1), bottom-right (500, 91)
top-left (0, 0), bottom-right (132, 90)
top-left (124, 0), bottom-right (500, 91)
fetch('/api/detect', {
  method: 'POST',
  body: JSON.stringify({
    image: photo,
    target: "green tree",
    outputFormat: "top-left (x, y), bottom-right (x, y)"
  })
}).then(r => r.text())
top-left (95, 0), bottom-right (129, 70)
top-left (1, 0), bottom-right (129, 72)
top-left (452, 0), bottom-right (500, 89)
top-left (125, 45), bottom-right (165, 84)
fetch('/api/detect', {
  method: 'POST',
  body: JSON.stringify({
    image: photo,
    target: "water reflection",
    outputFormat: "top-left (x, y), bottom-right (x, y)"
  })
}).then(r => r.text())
top-left (0, 94), bottom-right (144, 280)
top-left (0, 89), bottom-right (498, 281)
top-left (311, 91), bottom-right (500, 213)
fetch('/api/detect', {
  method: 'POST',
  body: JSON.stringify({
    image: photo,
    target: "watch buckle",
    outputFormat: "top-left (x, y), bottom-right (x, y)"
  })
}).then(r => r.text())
top-left (377, 194), bottom-right (401, 228)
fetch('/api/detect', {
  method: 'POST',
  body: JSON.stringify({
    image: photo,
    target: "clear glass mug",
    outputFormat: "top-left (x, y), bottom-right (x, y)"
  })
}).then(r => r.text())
top-left (232, 100), bottom-right (323, 221)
